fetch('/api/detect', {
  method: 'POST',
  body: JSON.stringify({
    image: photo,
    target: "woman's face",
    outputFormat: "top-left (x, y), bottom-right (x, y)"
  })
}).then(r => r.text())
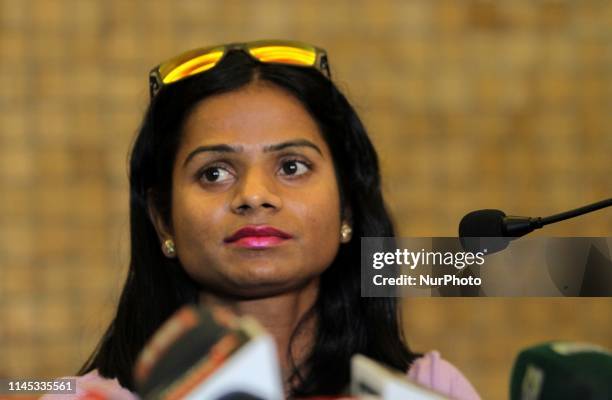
top-left (153, 82), bottom-right (344, 298)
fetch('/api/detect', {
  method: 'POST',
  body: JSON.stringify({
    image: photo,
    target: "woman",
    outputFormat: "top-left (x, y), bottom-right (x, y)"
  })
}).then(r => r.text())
top-left (53, 41), bottom-right (479, 399)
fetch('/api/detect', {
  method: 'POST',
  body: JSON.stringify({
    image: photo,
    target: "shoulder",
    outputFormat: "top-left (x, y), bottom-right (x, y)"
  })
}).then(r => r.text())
top-left (39, 370), bottom-right (137, 400)
top-left (407, 351), bottom-right (481, 400)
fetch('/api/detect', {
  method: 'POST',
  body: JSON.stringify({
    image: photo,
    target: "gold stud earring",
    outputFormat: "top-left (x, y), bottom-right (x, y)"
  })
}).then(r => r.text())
top-left (163, 239), bottom-right (176, 258)
top-left (340, 223), bottom-right (352, 243)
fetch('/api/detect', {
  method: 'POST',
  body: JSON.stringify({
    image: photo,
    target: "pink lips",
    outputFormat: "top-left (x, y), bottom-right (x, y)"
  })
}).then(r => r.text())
top-left (224, 225), bottom-right (292, 249)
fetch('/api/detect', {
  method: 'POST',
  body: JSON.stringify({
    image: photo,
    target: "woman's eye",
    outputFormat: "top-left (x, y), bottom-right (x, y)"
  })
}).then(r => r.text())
top-left (279, 160), bottom-right (310, 177)
top-left (200, 166), bottom-right (233, 183)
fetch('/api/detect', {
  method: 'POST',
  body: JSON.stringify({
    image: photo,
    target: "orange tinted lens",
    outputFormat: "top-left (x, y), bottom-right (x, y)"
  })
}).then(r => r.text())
top-left (248, 45), bottom-right (316, 67)
top-left (162, 50), bottom-right (225, 84)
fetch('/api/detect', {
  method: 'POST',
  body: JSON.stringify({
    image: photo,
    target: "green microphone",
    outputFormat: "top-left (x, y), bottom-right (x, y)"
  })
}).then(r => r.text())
top-left (510, 342), bottom-right (612, 400)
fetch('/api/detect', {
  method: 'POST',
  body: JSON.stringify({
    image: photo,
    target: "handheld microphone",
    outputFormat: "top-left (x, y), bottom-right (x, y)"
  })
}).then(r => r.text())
top-left (459, 198), bottom-right (612, 253)
top-left (510, 341), bottom-right (612, 400)
top-left (133, 305), bottom-right (283, 400)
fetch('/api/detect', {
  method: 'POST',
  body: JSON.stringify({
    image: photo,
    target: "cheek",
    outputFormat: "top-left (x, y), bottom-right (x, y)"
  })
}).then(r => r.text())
top-left (304, 192), bottom-right (343, 273)
top-left (170, 191), bottom-right (229, 283)
top-left (171, 188), bottom-right (224, 248)
top-left (293, 178), bottom-right (343, 246)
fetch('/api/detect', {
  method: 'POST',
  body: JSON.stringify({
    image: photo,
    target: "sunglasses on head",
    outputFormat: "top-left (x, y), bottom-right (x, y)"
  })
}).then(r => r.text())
top-left (149, 40), bottom-right (331, 98)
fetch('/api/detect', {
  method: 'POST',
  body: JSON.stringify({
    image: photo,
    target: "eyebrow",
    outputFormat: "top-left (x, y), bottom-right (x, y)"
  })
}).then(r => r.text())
top-left (183, 139), bottom-right (323, 167)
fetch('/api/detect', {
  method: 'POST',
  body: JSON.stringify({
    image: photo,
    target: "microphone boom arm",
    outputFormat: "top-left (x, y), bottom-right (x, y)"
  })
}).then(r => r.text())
top-left (540, 198), bottom-right (612, 226)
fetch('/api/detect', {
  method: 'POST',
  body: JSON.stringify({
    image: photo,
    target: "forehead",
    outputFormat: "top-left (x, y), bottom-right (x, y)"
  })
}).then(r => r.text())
top-left (179, 83), bottom-right (326, 150)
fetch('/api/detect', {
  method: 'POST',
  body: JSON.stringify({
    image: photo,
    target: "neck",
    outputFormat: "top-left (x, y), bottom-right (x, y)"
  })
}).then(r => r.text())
top-left (199, 279), bottom-right (319, 391)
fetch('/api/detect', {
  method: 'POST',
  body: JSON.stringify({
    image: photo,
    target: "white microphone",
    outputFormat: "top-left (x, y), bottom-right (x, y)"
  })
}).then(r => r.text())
top-left (133, 305), bottom-right (284, 400)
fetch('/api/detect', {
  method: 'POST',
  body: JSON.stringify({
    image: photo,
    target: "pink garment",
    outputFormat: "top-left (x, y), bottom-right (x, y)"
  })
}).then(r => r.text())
top-left (40, 351), bottom-right (480, 400)
top-left (407, 351), bottom-right (480, 400)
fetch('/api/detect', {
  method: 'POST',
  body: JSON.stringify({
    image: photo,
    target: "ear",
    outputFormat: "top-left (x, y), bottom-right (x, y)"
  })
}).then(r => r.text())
top-left (147, 190), bottom-right (173, 243)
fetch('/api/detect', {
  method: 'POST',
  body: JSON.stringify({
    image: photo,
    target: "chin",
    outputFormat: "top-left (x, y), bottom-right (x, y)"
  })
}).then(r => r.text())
top-left (227, 269), bottom-right (317, 299)
top-left (237, 265), bottom-right (296, 287)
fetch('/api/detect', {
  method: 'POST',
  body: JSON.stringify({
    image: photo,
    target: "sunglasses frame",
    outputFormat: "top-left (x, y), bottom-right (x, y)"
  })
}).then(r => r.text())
top-left (149, 40), bottom-right (331, 98)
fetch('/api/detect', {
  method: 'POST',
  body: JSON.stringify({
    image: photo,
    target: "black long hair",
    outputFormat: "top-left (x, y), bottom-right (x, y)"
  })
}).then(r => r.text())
top-left (79, 50), bottom-right (420, 397)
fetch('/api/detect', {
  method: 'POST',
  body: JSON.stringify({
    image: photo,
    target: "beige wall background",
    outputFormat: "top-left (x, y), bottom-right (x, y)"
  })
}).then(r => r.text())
top-left (1, 1), bottom-right (611, 398)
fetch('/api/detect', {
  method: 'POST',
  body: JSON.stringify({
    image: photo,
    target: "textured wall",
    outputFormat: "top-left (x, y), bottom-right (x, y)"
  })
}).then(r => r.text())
top-left (1, 1), bottom-right (611, 398)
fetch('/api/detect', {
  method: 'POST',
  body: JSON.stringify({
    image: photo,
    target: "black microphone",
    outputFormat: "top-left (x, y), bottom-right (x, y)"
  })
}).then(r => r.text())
top-left (459, 198), bottom-right (612, 253)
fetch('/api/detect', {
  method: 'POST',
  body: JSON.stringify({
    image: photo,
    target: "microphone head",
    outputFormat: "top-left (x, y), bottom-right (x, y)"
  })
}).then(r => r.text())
top-left (134, 305), bottom-right (284, 400)
top-left (459, 209), bottom-right (506, 237)
top-left (459, 209), bottom-right (510, 254)
top-left (133, 305), bottom-right (239, 398)
top-left (510, 342), bottom-right (612, 400)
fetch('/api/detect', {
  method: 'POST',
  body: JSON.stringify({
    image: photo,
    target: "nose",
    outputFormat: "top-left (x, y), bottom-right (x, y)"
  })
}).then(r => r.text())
top-left (230, 168), bottom-right (282, 215)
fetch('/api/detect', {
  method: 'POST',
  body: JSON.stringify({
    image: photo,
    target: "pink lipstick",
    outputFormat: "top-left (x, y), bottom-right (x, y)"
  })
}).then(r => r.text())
top-left (224, 225), bottom-right (292, 249)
